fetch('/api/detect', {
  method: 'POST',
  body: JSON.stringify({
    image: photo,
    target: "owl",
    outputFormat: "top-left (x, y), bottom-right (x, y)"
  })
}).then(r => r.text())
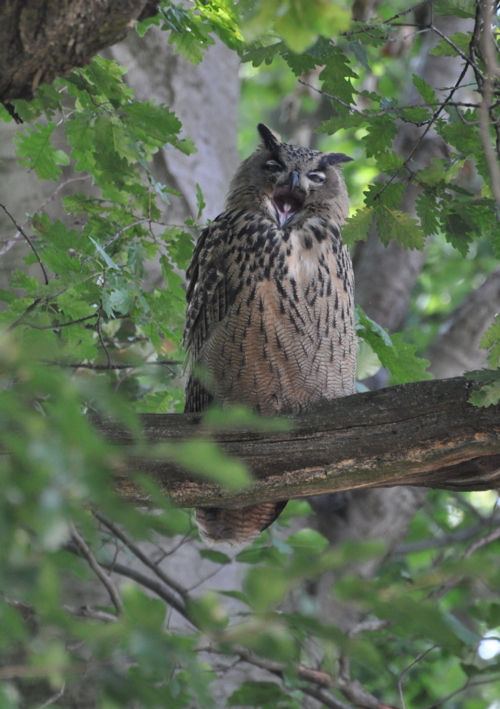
top-left (183, 124), bottom-right (356, 545)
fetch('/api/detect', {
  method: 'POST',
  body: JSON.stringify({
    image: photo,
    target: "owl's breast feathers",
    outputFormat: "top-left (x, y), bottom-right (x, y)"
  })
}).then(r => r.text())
top-left (183, 208), bottom-right (356, 416)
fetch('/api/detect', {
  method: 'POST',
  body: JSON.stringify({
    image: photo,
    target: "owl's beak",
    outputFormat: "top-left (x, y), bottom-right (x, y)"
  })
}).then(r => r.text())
top-left (288, 171), bottom-right (300, 191)
top-left (272, 173), bottom-right (305, 227)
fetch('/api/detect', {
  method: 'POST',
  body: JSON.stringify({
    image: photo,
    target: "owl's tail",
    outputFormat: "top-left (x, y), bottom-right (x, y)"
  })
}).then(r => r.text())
top-left (195, 501), bottom-right (287, 546)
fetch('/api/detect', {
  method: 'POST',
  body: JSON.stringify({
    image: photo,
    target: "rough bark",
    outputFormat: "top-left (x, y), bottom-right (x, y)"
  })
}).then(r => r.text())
top-left (0, 0), bottom-right (157, 108)
top-left (90, 378), bottom-right (500, 508)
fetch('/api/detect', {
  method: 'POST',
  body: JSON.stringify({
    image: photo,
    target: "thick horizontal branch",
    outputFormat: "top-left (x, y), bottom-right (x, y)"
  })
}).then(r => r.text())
top-left (1, 0), bottom-right (158, 107)
top-left (98, 377), bottom-right (500, 508)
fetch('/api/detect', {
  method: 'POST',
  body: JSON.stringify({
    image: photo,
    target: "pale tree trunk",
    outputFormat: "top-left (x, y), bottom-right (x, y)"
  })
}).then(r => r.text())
top-left (427, 267), bottom-right (500, 378)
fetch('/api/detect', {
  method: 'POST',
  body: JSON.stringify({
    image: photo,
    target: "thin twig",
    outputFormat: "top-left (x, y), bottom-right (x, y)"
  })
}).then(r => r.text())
top-left (92, 511), bottom-right (188, 600)
top-left (63, 604), bottom-right (118, 623)
top-left (36, 683), bottom-right (66, 709)
top-left (0, 202), bottom-right (50, 284)
top-left (100, 559), bottom-right (192, 624)
top-left (300, 685), bottom-right (354, 709)
top-left (464, 525), bottom-right (500, 558)
top-left (96, 304), bottom-right (111, 369)
top-left (69, 523), bottom-right (123, 615)
top-left (46, 359), bottom-right (183, 370)
top-left (81, 220), bottom-right (148, 267)
top-left (341, 1), bottom-right (429, 37)
top-left (397, 646), bottom-right (437, 709)
top-left (64, 538), bottom-right (192, 624)
top-left (25, 313), bottom-right (99, 330)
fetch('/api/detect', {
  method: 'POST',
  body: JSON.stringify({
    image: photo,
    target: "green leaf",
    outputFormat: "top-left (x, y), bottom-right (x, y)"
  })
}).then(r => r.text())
top-left (430, 31), bottom-right (472, 56)
top-left (89, 237), bottom-right (121, 270)
top-left (416, 190), bottom-right (441, 236)
top-left (286, 528), bottom-right (328, 554)
top-left (444, 613), bottom-right (482, 645)
top-left (349, 39), bottom-right (371, 70)
top-left (319, 46), bottom-right (358, 104)
top-left (376, 207), bottom-right (426, 250)
top-left (342, 207), bottom-right (374, 245)
top-left (195, 183), bottom-right (206, 219)
top-left (364, 181), bottom-right (405, 209)
top-left (242, 43), bottom-right (284, 67)
top-left (102, 287), bottom-right (136, 316)
top-left (199, 549), bottom-right (232, 564)
top-left (275, 0), bottom-right (350, 53)
top-left (122, 100), bottom-right (183, 148)
top-left (228, 681), bottom-right (289, 708)
top-left (244, 567), bottom-right (290, 612)
top-left (362, 116), bottom-right (397, 158)
top-left (357, 308), bottom-right (432, 383)
top-left (164, 438), bottom-right (251, 489)
top-left (160, 4), bottom-right (216, 64)
top-left (14, 122), bottom-right (69, 180)
top-left (433, 0), bottom-right (475, 18)
top-left (441, 209), bottom-right (475, 256)
top-left (412, 74), bottom-right (437, 105)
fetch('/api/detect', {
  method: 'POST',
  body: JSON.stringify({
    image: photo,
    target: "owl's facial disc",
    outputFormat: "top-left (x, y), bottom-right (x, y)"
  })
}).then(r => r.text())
top-left (272, 184), bottom-right (305, 227)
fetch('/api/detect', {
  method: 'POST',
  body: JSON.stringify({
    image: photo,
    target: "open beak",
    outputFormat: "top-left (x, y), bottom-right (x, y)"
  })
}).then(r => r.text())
top-left (272, 171), bottom-right (305, 227)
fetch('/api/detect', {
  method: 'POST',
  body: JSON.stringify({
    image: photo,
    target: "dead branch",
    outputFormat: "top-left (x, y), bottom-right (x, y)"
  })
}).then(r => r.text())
top-left (94, 377), bottom-right (500, 508)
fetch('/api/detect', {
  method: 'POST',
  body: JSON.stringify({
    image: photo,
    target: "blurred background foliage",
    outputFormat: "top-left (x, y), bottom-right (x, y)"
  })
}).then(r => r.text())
top-left (1, 0), bottom-right (500, 708)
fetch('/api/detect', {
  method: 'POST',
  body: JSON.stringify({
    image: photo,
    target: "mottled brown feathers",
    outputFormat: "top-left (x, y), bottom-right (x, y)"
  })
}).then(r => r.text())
top-left (183, 124), bottom-right (356, 545)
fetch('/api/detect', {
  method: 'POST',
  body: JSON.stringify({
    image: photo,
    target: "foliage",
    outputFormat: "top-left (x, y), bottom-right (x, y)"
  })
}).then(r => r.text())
top-left (1, 1), bottom-right (500, 709)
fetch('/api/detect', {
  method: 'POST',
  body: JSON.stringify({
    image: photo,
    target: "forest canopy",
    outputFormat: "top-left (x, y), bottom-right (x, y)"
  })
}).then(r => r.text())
top-left (1, 1), bottom-right (500, 708)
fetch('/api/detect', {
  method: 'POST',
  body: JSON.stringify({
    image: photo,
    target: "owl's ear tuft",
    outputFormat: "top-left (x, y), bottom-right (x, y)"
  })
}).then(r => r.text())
top-left (257, 123), bottom-right (282, 153)
top-left (324, 153), bottom-right (353, 166)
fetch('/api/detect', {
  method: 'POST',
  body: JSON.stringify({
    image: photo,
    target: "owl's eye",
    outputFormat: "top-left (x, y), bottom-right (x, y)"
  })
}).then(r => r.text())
top-left (264, 160), bottom-right (283, 172)
top-left (308, 171), bottom-right (326, 184)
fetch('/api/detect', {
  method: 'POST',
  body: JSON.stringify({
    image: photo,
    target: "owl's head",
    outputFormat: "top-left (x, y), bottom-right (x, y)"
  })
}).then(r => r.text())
top-left (226, 123), bottom-right (352, 228)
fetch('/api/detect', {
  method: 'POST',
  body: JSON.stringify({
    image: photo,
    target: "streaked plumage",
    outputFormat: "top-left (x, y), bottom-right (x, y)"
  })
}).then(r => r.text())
top-left (183, 124), bottom-right (356, 545)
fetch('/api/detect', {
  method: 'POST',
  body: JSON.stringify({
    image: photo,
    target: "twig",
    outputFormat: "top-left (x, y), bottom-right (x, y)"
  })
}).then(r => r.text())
top-left (63, 604), bottom-right (118, 623)
top-left (300, 685), bottom-right (354, 709)
top-left (81, 220), bottom-right (148, 267)
top-left (92, 510), bottom-right (188, 601)
top-left (0, 176), bottom-right (90, 259)
top-left (233, 644), bottom-right (394, 709)
top-left (394, 516), bottom-right (500, 554)
top-left (341, 2), bottom-right (429, 37)
top-left (46, 359), bottom-right (183, 370)
top-left (348, 619), bottom-right (394, 636)
top-left (96, 304), bottom-right (111, 369)
top-left (464, 525), bottom-right (500, 558)
top-left (69, 523), bottom-right (123, 615)
top-left (24, 313), bottom-right (98, 330)
top-left (99, 558), bottom-right (192, 624)
top-left (64, 538), bottom-right (192, 623)
top-left (397, 646), bottom-right (437, 709)
top-left (36, 683), bottom-right (66, 709)
top-left (0, 202), bottom-right (50, 284)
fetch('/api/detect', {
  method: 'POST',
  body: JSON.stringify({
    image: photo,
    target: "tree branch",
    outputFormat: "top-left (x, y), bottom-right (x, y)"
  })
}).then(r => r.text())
top-left (93, 377), bottom-right (500, 508)
top-left (0, 0), bottom-right (158, 108)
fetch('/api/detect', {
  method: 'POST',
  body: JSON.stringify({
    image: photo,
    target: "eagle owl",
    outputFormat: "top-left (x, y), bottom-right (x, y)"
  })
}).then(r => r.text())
top-left (183, 124), bottom-right (356, 545)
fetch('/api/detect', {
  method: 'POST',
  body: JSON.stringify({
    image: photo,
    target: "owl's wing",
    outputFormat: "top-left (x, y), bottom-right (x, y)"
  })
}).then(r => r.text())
top-left (183, 215), bottom-right (234, 413)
